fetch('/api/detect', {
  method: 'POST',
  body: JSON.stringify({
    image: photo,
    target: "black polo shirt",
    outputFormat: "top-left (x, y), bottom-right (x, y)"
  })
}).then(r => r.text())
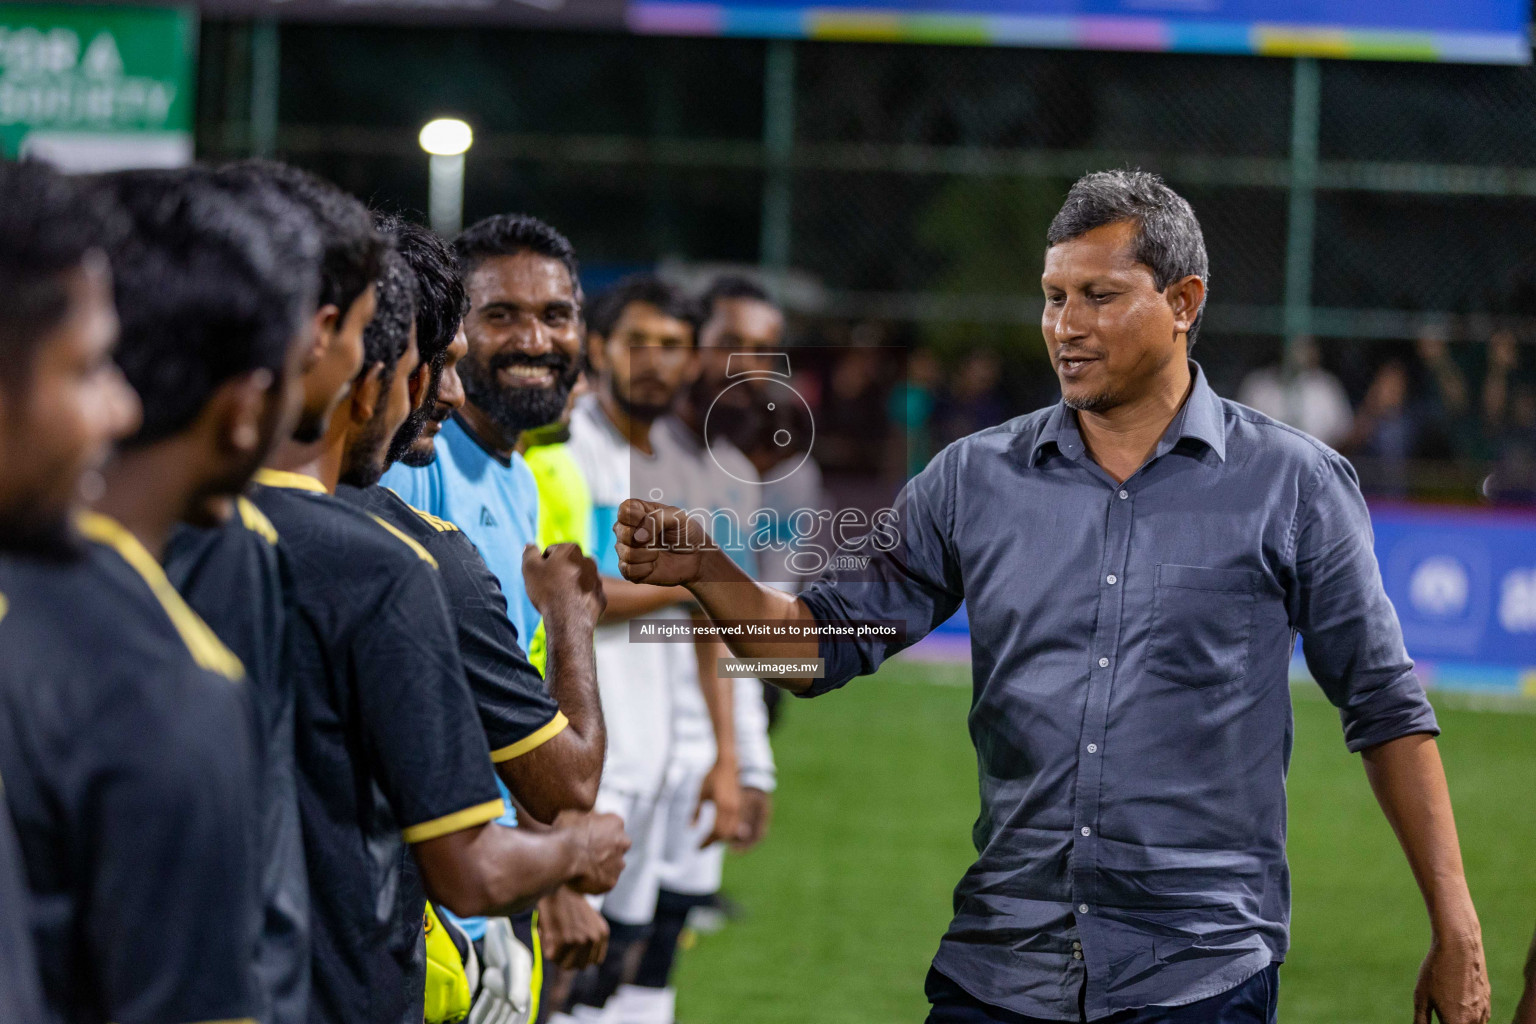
top-left (250, 470), bottom-right (503, 1024)
top-left (164, 496), bottom-right (310, 1024)
top-left (336, 483), bottom-right (566, 761)
top-left (0, 512), bottom-right (259, 1024)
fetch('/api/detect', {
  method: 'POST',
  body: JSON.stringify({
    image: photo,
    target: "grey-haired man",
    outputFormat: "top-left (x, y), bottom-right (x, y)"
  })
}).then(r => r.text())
top-left (611, 170), bottom-right (1490, 1024)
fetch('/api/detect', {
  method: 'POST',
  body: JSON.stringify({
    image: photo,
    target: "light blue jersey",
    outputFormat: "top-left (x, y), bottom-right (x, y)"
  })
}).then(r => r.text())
top-left (380, 414), bottom-right (542, 939)
top-left (382, 416), bottom-right (542, 647)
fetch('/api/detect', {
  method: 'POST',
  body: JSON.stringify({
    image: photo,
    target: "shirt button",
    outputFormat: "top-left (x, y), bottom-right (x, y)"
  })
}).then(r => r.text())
top-left (1073, 950), bottom-right (1084, 960)
top-left (1080, 826), bottom-right (1091, 837)
top-left (1105, 574), bottom-right (1117, 585)
top-left (1078, 904), bottom-right (1090, 914)
top-left (1098, 657), bottom-right (1109, 668)
top-left (1086, 743), bottom-right (1098, 753)
top-left (1073, 941), bottom-right (1082, 950)
top-left (1118, 490), bottom-right (1129, 499)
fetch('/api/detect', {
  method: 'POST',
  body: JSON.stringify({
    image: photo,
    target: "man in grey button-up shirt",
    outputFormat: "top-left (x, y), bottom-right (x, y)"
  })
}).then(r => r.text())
top-left (612, 171), bottom-right (1491, 1024)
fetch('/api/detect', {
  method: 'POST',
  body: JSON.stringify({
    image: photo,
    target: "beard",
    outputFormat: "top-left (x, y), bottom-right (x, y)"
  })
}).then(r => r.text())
top-left (460, 349), bottom-right (580, 437)
top-left (339, 405), bottom-right (395, 489)
top-left (613, 379), bottom-right (674, 424)
top-left (387, 400), bottom-right (432, 468)
top-left (1063, 388), bottom-right (1123, 414)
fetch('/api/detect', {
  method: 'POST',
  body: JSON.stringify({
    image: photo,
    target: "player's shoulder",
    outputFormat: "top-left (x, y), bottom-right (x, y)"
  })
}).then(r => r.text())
top-left (0, 543), bottom-right (243, 713)
top-left (256, 477), bottom-right (438, 573)
top-left (933, 405), bottom-right (1058, 471)
top-left (1219, 396), bottom-right (1340, 474)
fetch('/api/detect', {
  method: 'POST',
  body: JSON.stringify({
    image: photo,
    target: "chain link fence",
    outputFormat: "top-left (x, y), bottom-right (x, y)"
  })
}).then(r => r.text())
top-left (198, 23), bottom-right (1536, 499)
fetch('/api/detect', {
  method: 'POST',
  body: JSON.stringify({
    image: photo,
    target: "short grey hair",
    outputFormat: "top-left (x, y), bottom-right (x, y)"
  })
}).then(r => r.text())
top-left (1047, 170), bottom-right (1210, 347)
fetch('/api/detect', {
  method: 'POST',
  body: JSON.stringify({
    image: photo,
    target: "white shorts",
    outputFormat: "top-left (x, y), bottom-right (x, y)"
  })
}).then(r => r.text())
top-left (592, 785), bottom-right (666, 927)
top-left (654, 761), bottom-right (725, 898)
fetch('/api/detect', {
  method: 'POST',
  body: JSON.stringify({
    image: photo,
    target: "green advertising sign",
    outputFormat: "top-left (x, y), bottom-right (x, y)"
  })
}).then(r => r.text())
top-left (0, 4), bottom-right (195, 169)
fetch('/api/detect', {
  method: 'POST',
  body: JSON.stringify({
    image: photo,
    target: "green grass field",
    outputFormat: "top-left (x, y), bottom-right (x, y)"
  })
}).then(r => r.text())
top-left (675, 659), bottom-right (1536, 1023)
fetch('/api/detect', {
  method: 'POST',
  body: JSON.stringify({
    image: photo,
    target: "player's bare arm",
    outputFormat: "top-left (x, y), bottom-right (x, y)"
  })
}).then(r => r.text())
top-left (1361, 733), bottom-right (1491, 1024)
top-left (690, 628), bottom-right (742, 847)
top-left (413, 809), bottom-right (629, 919)
top-left (613, 497), bottom-right (819, 691)
top-left (509, 541), bottom-right (608, 818)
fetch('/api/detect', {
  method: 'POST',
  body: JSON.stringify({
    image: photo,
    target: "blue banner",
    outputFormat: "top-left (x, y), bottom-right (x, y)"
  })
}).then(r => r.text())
top-left (917, 503), bottom-right (1536, 697)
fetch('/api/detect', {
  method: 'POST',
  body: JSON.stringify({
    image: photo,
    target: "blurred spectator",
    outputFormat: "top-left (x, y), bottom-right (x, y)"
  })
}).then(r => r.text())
top-left (889, 348), bottom-right (941, 478)
top-left (1236, 337), bottom-right (1352, 448)
top-left (934, 349), bottom-right (1008, 448)
top-left (1341, 359), bottom-right (1414, 496)
top-left (816, 341), bottom-right (898, 513)
top-left (1411, 326), bottom-right (1476, 459)
top-left (1484, 376), bottom-right (1536, 503)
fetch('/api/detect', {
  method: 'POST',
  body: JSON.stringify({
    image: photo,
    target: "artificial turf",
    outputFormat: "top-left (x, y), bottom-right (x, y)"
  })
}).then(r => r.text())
top-left (675, 659), bottom-right (1536, 1023)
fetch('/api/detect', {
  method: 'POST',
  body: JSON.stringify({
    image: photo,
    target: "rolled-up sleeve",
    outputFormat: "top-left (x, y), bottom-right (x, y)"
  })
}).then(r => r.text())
top-left (798, 445), bottom-right (965, 696)
top-left (1288, 450), bottom-right (1439, 751)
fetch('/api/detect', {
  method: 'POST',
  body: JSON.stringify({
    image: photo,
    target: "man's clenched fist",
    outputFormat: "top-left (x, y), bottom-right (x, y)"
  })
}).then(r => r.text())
top-left (612, 498), bottom-right (716, 587)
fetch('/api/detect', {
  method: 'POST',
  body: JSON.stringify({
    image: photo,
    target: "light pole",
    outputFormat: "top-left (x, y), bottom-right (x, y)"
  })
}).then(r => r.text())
top-left (418, 118), bottom-right (473, 236)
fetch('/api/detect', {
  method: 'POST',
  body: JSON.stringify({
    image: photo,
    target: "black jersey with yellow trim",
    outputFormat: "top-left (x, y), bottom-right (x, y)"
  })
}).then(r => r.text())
top-left (249, 469), bottom-right (502, 1024)
top-left (164, 496), bottom-right (310, 1024)
top-left (336, 483), bottom-right (567, 763)
top-left (0, 770), bottom-right (45, 1024)
top-left (0, 513), bottom-right (259, 1024)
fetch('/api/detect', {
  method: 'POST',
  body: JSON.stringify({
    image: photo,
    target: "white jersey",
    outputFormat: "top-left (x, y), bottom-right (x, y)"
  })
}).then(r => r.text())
top-left (568, 394), bottom-right (688, 798)
top-left (652, 418), bottom-right (776, 792)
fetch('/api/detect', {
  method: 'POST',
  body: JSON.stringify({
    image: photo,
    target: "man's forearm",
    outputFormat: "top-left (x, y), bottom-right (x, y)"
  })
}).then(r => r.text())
top-left (416, 824), bottom-right (581, 919)
top-left (501, 605), bottom-right (606, 818)
top-left (1361, 733), bottom-right (1481, 935)
top-left (692, 627), bottom-right (737, 766)
top-left (599, 576), bottom-right (691, 622)
top-left (500, 621), bottom-right (607, 818)
top-left (687, 549), bottom-right (820, 665)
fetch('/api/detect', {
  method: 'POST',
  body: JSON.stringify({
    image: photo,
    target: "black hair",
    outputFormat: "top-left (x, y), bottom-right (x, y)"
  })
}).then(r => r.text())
top-left (1047, 169), bottom-right (1210, 346)
top-left (360, 245), bottom-right (418, 392)
top-left (0, 160), bottom-right (124, 381)
top-left (217, 159), bottom-right (384, 320)
top-left (587, 275), bottom-right (701, 341)
top-left (383, 214), bottom-right (465, 371)
top-left (454, 213), bottom-right (581, 303)
top-left (96, 167), bottom-right (321, 446)
top-left (701, 274), bottom-right (773, 318)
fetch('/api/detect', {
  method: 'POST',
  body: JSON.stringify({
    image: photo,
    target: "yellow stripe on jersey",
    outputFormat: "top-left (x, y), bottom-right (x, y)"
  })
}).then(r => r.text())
top-left (76, 512), bottom-right (245, 682)
top-left (0, 591), bottom-right (8, 626)
top-left (401, 799), bottom-right (505, 844)
top-left (385, 490), bottom-right (461, 534)
top-left (368, 515), bottom-right (439, 569)
top-left (489, 712), bottom-right (569, 763)
top-left (252, 468), bottom-right (328, 494)
top-left (236, 496), bottom-right (278, 545)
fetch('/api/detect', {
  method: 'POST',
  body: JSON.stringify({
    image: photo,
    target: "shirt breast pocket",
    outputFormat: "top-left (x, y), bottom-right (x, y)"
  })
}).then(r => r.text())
top-left (1146, 564), bottom-right (1261, 689)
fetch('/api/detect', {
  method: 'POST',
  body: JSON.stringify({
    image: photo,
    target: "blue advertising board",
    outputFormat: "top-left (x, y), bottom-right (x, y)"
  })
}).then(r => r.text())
top-left (628, 0), bottom-right (1529, 63)
top-left (915, 502), bottom-right (1536, 698)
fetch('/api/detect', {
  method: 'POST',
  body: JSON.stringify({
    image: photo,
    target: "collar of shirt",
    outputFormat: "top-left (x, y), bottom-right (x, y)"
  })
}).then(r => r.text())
top-left (1029, 360), bottom-right (1228, 470)
top-left (252, 468), bottom-right (328, 493)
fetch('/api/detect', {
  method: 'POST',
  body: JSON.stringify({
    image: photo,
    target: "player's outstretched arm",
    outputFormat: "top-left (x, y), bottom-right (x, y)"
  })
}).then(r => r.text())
top-left (613, 497), bottom-right (821, 692)
top-left (1515, 924), bottom-right (1536, 1024)
top-left (412, 809), bottom-right (629, 919)
top-left (1361, 734), bottom-right (1491, 1024)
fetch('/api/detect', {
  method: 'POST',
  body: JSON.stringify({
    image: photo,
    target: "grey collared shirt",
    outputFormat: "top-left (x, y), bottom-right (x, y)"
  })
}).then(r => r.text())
top-left (797, 364), bottom-right (1437, 1021)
